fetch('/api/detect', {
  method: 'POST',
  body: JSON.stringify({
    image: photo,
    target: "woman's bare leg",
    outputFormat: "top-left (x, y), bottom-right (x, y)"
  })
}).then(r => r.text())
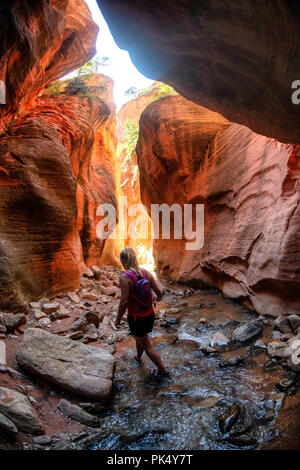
top-left (136, 335), bottom-right (168, 374)
top-left (135, 338), bottom-right (144, 361)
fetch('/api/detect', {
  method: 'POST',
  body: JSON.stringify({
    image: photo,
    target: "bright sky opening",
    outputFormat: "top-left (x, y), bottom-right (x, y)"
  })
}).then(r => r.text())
top-left (84, 0), bottom-right (154, 110)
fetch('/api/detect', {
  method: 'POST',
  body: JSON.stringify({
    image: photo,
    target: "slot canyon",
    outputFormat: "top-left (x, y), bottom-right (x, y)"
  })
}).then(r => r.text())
top-left (0, 0), bottom-right (299, 452)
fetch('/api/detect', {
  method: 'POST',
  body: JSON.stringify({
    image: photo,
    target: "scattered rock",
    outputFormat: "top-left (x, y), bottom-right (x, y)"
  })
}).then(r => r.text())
top-left (267, 341), bottom-right (287, 358)
top-left (263, 392), bottom-right (285, 413)
top-left (192, 396), bottom-right (223, 409)
top-left (41, 303), bottom-right (60, 315)
top-left (3, 313), bottom-right (26, 333)
top-left (199, 317), bottom-right (206, 324)
top-left (69, 317), bottom-right (88, 333)
top-left (254, 340), bottom-right (266, 349)
top-left (82, 293), bottom-right (98, 302)
top-left (271, 331), bottom-right (282, 340)
top-left (83, 268), bottom-right (94, 279)
top-left (226, 434), bottom-right (257, 447)
top-left (91, 266), bottom-right (102, 280)
top-left (16, 328), bottom-right (116, 400)
top-left (83, 324), bottom-right (98, 342)
top-left (168, 307), bottom-right (181, 314)
top-left (57, 399), bottom-right (100, 428)
top-left (33, 310), bottom-right (47, 321)
top-left (84, 311), bottom-right (102, 328)
top-left (274, 316), bottom-right (292, 334)
top-left (288, 315), bottom-right (300, 333)
top-left (0, 341), bottom-right (5, 364)
top-left (50, 306), bottom-right (70, 320)
top-left (0, 387), bottom-right (44, 435)
top-left (276, 378), bottom-right (295, 392)
top-left (68, 331), bottom-right (84, 340)
top-left (219, 356), bottom-right (244, 368)
top-left (232, 321), bottom-right (261, 343)
top-left (219, 404), bottom-right (240, 433)
top-left (29, 302), bottom-right (41, 309)
top-left (210, 332), bottom-right (229, 347)
top-left (68, 292), bottom-right (80, 303)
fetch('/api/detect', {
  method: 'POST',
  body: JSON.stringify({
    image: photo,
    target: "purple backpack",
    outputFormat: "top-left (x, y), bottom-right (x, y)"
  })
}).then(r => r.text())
top-left (125, 269), bottom-right (153, 308)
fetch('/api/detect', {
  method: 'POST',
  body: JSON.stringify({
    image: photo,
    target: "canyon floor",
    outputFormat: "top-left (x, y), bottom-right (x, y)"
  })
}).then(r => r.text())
top-left (0, 266), bottom-right (299, 451)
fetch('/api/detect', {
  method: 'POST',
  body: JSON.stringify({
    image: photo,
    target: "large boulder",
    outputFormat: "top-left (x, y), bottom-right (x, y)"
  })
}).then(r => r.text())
top-left (16, 328), bottom-right (115, 400)
top-left (0, 387), bottom-right (44, 435)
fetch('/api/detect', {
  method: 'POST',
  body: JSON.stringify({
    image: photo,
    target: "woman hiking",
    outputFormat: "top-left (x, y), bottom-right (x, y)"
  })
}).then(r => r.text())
top-left (115, 247), bottom-right (169, 378)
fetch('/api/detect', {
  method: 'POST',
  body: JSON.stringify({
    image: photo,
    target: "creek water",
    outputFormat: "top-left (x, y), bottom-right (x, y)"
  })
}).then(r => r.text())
top-left (83, 280), bottom-right (300, 451)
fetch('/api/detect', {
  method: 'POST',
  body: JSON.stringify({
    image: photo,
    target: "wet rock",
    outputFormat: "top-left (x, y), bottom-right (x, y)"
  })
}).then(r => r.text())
top-left (41, 303), bottom-right (60, 315)
top-left (274, 316), bottom-right (292, 334)
top-left (3, 313), bottom-right (26, 332)
top-left (67, 292), bottom-right (80, 303)
top-left (232, 321), bottom-right (261, 343)
top-left (218, 404), bottom-right (240, 433)
top-left (57, 399), bottom-right (100, 428)
top-left (0, 412), bottom-right (18, 438)
top-left (0, 387), bottom-right (44, 435)
top-left (263, 392), bottom-right (285, 413)
top-left (219, 356), bottom-right (244, 368)
top-left (69, 317), bottom-right (88, 332)
top-left (271, 331), bottom-right (282, 340)
top-left (168, 307), bottom-right (181, 314)
top-left (210, 332), bottom-right (229, 347)
top-left (78, 402), bottom-right (108, 415)
top-left (254, 340), bottom-right (266, 349)
top-left (276, 378), bottom-right (295, 392)
top-left (267, 341), bottom-right (287, 358)
top-left (16, 328), bottom-right (115, 400)
top-left (32, 436), bottom-right (52, 446)
top-left (165, 316), bottom-right (180, 325)
top-left (226, 434), bottom-right (257, 447)
top-left (288, 315), bottom-right (300, 333)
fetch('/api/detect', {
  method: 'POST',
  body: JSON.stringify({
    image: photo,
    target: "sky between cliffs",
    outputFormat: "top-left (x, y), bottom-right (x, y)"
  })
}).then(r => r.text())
top-left (85, 0), bottom-right (154, 110)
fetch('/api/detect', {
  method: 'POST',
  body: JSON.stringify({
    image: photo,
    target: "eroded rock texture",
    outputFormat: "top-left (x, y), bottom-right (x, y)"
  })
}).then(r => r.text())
top-left (0, 1), bottom-right (119, 311)
top-left (99, 0), bottom-right (300, 143)
top-left (137, 96), bottom-right (300, 316)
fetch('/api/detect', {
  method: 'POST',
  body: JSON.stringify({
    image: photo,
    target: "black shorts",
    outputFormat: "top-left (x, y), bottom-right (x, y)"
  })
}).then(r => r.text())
top-left (128, 313), bottom-right (155, 337)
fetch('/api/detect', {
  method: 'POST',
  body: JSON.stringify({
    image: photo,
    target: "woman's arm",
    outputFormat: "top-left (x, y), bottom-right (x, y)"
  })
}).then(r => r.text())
top-left (115, 274), bottom-right (130, 327)
top-left (147, 271), bottom-right (163, 301)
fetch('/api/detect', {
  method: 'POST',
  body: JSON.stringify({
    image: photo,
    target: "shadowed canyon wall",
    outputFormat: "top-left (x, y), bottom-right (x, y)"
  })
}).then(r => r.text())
top-left (0, 1), bottom-right (120, 311)
top-left (137, 96), bottom-right (300, 317)
top-left (99, 0), bottom-right (300, 144)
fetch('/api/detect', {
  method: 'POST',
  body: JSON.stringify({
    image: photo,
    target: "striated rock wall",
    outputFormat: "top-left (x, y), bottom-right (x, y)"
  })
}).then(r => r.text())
top-left (137, 96), bottom-right (300, 316)
top-left (99, 0), bottom-right (300, 144)
top-left (0, 1), bottom-right (120, 311)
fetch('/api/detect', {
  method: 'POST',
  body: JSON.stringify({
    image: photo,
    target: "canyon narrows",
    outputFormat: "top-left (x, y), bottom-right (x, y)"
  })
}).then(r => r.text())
top-left (0, 0), bottom-right (299, 452)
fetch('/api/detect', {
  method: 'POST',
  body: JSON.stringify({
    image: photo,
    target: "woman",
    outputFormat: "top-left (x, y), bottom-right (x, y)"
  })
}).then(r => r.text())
top-left (115, 247), bottom-right (169, 377)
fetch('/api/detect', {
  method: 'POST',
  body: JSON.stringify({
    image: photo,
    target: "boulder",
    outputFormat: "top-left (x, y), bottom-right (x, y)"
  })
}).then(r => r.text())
top-left (57, 399), bottom-right (100, 428)
top-left (16, 328), bottom-right (115, 400)
top-left (0, 387), bottom-right (44, 435)
top-left (3, 313), bottom-right (26, 333)
top-left (0, 412), bottom-right (18, 438)
top-left (232, 321), bottom-right (261, 343)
